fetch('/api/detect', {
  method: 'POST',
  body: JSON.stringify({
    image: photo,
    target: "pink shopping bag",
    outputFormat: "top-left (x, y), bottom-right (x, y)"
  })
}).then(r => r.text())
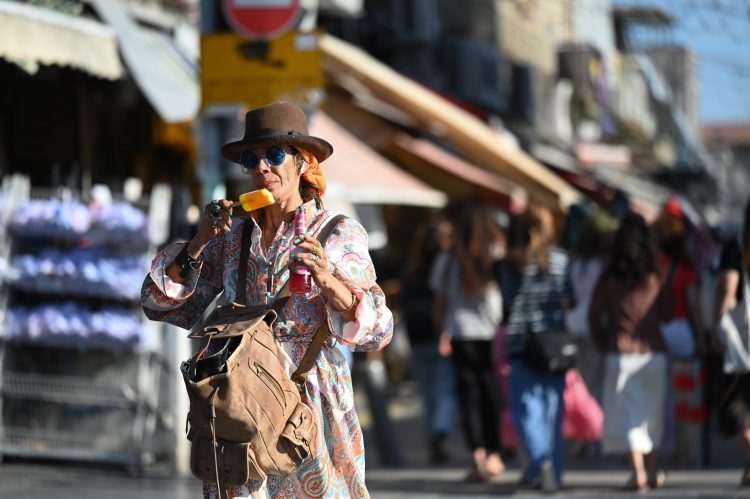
top-left (562, 368), bottom-right (603, 442)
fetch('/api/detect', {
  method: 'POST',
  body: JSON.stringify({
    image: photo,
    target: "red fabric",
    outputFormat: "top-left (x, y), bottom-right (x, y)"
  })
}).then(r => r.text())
top-left (674, 373), bottom-right (696, 390)
top-left (690, 406), bottom-right (708, 422)
top-left (675, 402), bottom-right (690, 419)
top-left (664, 196), bottom-right (684, 219)
top-left (699, 368), bottom-right (708, 385)
top-left (662, 256), bottom-right (697, 319)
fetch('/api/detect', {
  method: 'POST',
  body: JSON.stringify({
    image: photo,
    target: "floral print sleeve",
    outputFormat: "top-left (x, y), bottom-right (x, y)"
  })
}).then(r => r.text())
top-left (140, 235), bottom-right (226, 330)
top-left (324, 217), bottom-right (393, 352)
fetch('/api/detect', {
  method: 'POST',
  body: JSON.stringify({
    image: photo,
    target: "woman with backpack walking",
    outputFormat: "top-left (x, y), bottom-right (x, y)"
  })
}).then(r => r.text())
top-left (141, 102), bottom-right (393, 498)
top-left (498, 204), bottom-right (570, 493)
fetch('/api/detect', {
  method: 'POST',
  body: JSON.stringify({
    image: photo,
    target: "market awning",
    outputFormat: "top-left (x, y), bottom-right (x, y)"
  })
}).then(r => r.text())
top-left (391, 132), bottom-right (526, 204)
top-left (320, 34), bottom-right (581, 211)
top-left (588, 166), bottom-right (668, 223)
top-left (309, 112), bottom-right (447, 208)
top-left (90, 0), bottom-right (199, 124)
top-left (0, 0), bottom-right (123, 80)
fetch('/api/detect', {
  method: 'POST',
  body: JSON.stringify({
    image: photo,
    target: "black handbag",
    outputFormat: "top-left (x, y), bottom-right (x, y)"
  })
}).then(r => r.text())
top-left (524, 331), bottom-right (578, 375)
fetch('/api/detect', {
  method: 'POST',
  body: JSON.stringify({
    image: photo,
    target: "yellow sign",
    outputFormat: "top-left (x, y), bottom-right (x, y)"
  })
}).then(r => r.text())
top-left (201, 30), bottom-right (323, 110)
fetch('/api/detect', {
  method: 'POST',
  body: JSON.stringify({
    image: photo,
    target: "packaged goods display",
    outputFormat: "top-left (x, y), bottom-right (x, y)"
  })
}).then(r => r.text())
top-left (0, 185), bottom-right (167, 467)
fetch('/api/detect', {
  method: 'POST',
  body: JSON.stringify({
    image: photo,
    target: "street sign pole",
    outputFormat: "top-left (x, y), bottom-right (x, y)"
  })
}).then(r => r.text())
top-left (198, 0), bottom-right (229, 209)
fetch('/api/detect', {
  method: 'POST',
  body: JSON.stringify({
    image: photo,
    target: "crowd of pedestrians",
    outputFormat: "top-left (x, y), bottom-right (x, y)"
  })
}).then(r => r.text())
top-left (398, 195), bottom-right (750, 493)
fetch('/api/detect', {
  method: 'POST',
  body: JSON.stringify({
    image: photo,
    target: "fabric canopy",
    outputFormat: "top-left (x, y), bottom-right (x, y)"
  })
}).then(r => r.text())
top-left (391, 132), bottom-right (524, 200)
top-left (320, 34), bottom-right (581, 211)
top-left (0, 0), bottom-right (123, 80)
top-left (310, 112), bottom-right (447, 208)
top-left (90, 0), bottom-right (199, 124)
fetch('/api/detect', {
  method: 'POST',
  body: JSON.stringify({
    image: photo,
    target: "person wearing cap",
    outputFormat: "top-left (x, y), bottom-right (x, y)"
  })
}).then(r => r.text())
top-left (141, 101), bottom-right (394, 498)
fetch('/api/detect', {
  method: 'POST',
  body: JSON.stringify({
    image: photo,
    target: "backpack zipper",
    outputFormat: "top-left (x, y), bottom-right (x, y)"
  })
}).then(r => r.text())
top-left (253, 362), bottom-right (286, 407)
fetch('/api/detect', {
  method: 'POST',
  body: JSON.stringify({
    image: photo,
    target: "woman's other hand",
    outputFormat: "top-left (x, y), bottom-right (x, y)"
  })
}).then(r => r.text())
top-left (292, 234), bottom-right (335, 287)
top-left (293, 234), bottom-right (358, 319)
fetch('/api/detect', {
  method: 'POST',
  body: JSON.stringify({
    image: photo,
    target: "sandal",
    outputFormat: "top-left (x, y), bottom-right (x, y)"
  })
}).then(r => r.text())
top-left (463, 469), bottom-right (486, 484)
top-left (648, 470), bottom-right (667, 489)
top-left (741, 461), bottom-right (750, 486)
top-left (623, 474), bottom-right (649, 493)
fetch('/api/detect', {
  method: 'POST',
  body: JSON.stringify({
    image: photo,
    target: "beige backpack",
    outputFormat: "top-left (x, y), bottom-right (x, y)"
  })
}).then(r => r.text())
top-left (181, 214), bottom-right (345, 495)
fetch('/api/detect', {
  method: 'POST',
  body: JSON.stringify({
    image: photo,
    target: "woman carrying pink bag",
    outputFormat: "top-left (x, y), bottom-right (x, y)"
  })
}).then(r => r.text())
top-left (492, 328), bottom-right (603, 451)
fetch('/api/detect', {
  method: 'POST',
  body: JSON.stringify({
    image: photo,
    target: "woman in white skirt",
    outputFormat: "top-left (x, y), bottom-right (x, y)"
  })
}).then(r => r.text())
top-left (589, 213), bottom-right (672, 492)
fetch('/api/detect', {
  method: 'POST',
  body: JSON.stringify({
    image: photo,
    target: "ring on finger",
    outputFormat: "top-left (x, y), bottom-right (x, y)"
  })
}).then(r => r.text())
top-left (312, 246), bottom-right (322, 257)
top-left (209, 200), bottom-right (222, 218)
top-left (313, 254), bottom-right (320, 262)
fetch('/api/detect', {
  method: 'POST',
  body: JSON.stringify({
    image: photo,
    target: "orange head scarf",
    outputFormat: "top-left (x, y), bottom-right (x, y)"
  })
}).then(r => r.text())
top-left (298, 148), bottom-right (327, 197)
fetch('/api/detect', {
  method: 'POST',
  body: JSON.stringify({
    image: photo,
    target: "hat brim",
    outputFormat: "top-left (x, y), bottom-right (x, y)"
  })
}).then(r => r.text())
top-left (221, 135), bottom-right (333, 164)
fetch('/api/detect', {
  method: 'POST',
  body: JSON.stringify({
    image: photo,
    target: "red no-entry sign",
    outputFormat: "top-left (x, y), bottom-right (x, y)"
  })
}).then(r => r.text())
top-left (222, 0), bottom-right (301, 40)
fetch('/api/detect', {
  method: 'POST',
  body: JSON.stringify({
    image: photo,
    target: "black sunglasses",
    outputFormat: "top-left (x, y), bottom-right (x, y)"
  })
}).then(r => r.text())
top-left (239, 146), bottom-right (295, 173)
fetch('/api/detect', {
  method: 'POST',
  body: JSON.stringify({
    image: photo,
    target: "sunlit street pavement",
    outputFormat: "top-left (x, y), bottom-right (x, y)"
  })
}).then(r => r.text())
top-left (2, 460), bottom-right (750, 498)
top-left (0, 380), bottom-right (747, 498)
top-left (3, 388), bottom-right (750, 499)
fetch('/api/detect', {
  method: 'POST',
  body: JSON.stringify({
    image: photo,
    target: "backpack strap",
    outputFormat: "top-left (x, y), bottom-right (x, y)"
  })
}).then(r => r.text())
top-left (291, 320), bottom-right (330, 385)
top-left (234, 213), bottom-right (347, 385)
top-left (290, 213), bottom-right (347, 384)
top-left (236, 217), bottom-right (254, 304)
top-left (316, 213), bottom-right (348, 248)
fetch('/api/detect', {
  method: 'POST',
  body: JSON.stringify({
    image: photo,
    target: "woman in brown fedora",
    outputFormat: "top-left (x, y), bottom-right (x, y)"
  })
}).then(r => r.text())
top-left (141, 101), bottom-right (394, 498)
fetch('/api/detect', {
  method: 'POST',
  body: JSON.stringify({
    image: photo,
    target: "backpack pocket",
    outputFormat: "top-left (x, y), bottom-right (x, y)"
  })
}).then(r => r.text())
top-left (189, 434), bottom-right (265, 486)
top-left (278, 402), bottom-right (319, 464)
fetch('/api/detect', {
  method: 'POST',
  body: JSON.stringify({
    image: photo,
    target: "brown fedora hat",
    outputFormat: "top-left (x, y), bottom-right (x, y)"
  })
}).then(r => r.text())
top-left (221, 101), bottom-right (333, 163)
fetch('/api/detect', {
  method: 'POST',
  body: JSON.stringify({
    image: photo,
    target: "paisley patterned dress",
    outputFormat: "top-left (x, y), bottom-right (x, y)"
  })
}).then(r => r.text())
top-left (141, 200), bottom-right (394, 498)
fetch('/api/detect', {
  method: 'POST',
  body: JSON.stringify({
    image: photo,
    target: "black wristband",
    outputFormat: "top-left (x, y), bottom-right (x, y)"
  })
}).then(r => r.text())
top-left (175, 245), bottom-right (202, 279)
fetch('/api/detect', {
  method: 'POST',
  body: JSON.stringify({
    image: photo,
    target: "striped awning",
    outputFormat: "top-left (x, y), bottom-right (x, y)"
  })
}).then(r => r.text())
top-left (0, 0), bottom-right (123, 80)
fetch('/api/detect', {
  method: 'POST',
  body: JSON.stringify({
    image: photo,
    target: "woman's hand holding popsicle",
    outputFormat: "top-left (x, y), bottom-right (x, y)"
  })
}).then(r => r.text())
top-left (197, 189), bottom-right (275, 243)
top-left (166, 189), bottom-right (276, 283)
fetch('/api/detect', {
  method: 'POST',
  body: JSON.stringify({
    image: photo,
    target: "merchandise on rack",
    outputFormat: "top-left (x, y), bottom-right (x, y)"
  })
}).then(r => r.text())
top-left (5, 303), bottom-right (145, 351)
top-left (0, 185), bottom-right (170, 467)
top-left (10, 199), bottom-right (150, 247)
top-left (9, 249), bottom-right (148, 302)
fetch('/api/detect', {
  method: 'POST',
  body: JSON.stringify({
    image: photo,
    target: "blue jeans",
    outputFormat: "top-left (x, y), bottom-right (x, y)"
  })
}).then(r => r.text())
top-left (411, 343), bottom-right (458, 436)
top-left (509, 360), bottom-right (566, 485)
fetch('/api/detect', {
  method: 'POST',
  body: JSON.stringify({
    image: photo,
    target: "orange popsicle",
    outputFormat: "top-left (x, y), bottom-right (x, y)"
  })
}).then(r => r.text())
top-left (232, 188), bottom-right (276, 211)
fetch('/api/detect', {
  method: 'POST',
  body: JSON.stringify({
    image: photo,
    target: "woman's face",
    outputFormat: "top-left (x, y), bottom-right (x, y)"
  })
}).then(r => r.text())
top-left (245, 145), bottom-right (302, 203)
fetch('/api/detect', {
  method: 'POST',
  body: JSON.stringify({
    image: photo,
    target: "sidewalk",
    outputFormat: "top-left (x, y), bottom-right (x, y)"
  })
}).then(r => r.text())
top-left (357, 378), bottom-right (744, 476)
top-left (1, 378), bottom-right (749, 498)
